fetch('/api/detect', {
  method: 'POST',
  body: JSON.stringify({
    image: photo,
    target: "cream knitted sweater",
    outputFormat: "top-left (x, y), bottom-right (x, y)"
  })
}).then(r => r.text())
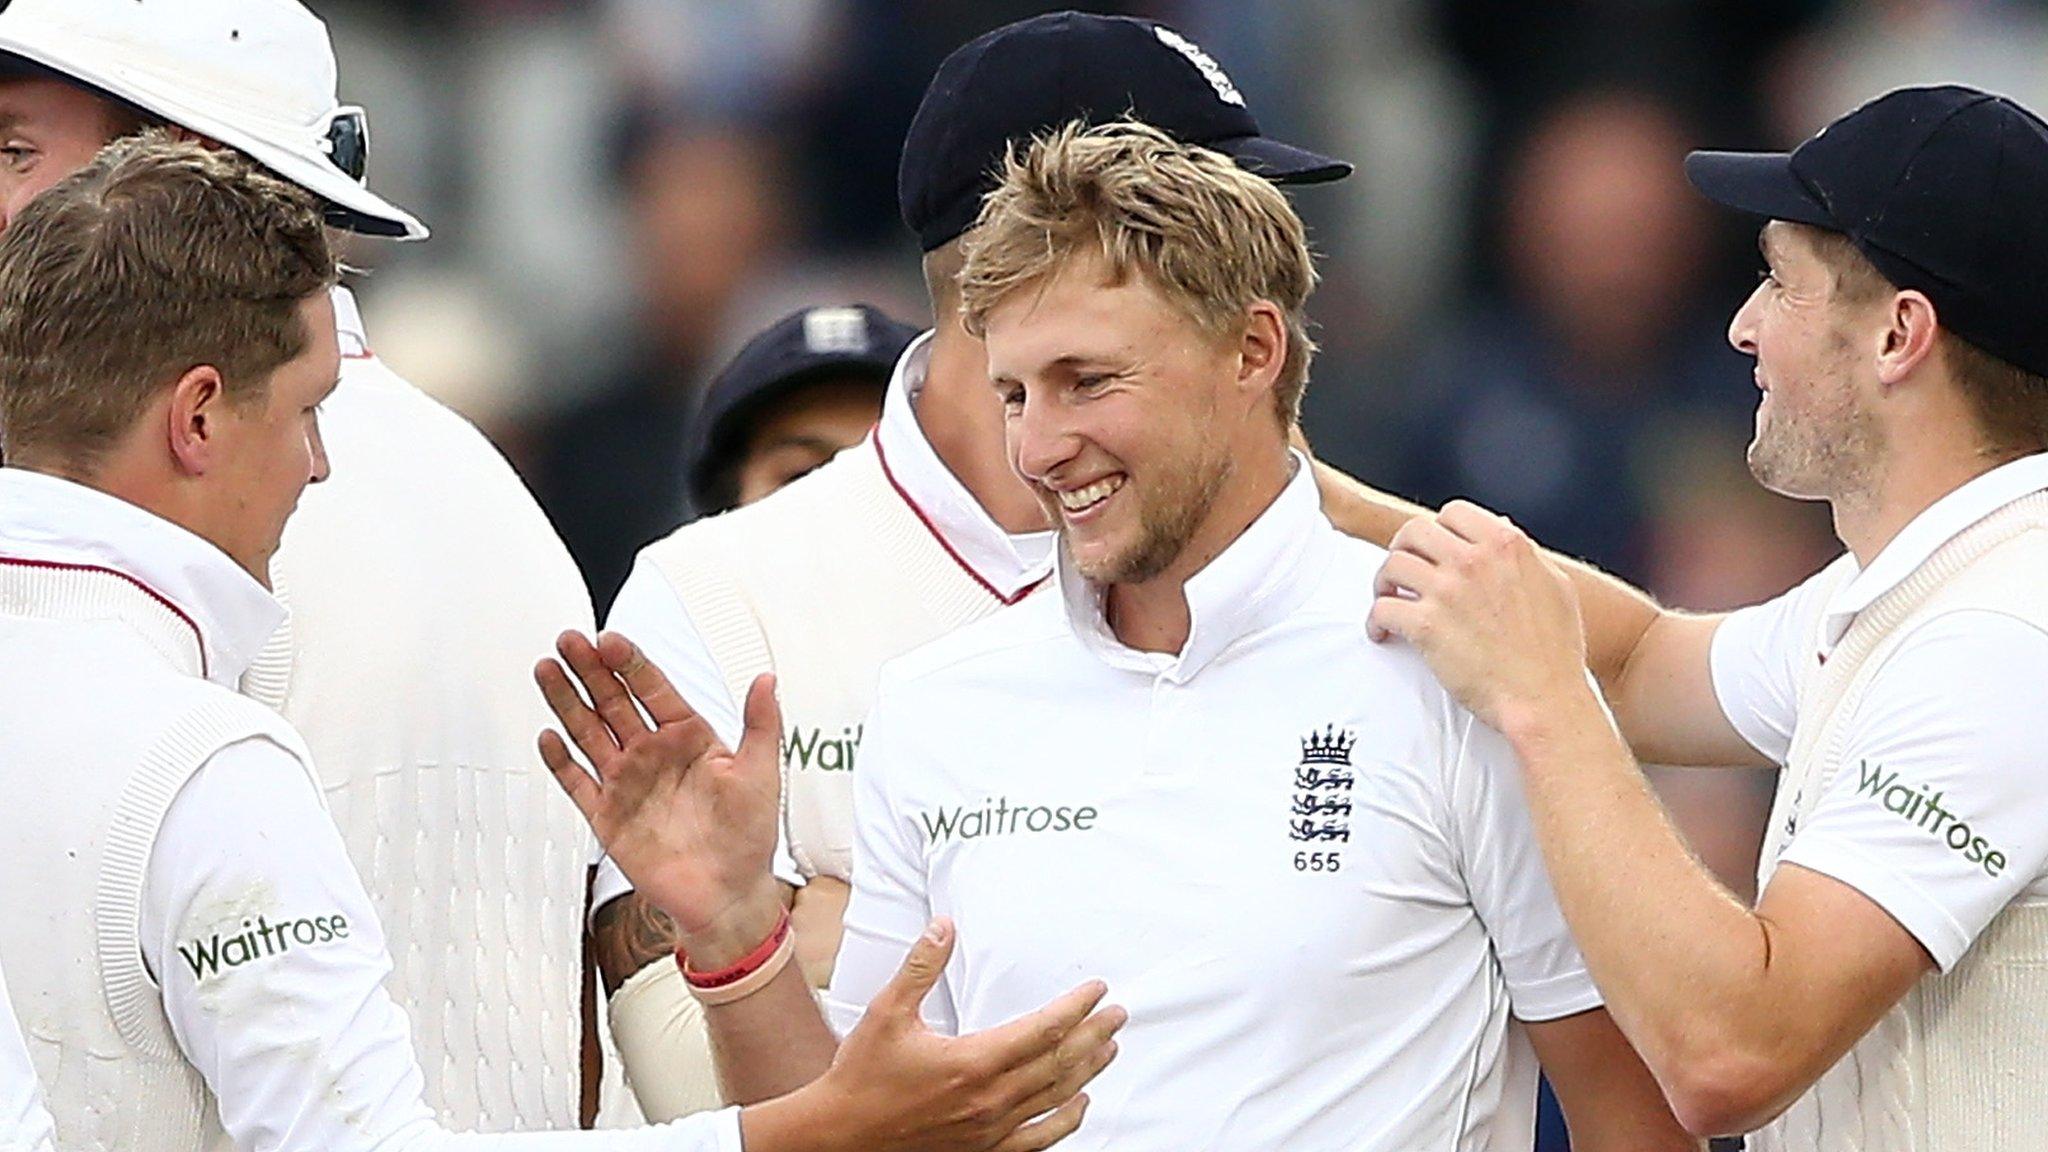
top-left (1752, 492), bottom-right (2048, 1152)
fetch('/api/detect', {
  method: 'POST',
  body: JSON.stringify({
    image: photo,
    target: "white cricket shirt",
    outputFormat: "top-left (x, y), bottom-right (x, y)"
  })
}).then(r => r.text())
top-left (826, 458), bottom-right (1601, 1151)
top-left (594, 331), bottom-right (1054, 911)
top-left (1711, 452), bottom-right (2048, 969)
top-left (0, 470), bottom-right (738, 1152)
top-left (0, 963), bottom-right (55, 1152)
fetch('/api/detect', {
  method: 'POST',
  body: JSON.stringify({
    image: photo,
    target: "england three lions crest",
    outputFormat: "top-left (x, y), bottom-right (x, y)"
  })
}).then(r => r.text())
top-left (1290, 724), bottom-right (1356, 846)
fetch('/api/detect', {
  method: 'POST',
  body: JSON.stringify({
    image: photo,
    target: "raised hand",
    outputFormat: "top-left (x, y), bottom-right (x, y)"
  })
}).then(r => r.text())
top-left (535, 630), bottom-right (784, 962)
top-left (797, 920), bottom-right (1124, 1152)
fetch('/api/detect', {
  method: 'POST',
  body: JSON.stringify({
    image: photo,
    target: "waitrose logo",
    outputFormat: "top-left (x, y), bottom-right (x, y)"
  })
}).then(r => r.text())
top-left (919, 797), bottom-right (1099, 843)
top-left (177, 913), bottom-right (351, 982)
top-left (1853, 762), bottom-right (2007, 878)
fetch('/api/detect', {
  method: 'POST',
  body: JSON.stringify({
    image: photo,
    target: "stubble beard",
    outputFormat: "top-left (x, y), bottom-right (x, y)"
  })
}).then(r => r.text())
top-left (1746, 357), bottom-right (1882, 504)
top-left (1075, 445), bottom-right (1235, 586)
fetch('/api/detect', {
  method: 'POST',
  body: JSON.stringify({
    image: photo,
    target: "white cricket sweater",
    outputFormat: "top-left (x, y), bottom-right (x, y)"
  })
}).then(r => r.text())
top-left (1752, 492), bottom-right (2048, 1152)
top-left (243, 290), bottom-right (598, 1130)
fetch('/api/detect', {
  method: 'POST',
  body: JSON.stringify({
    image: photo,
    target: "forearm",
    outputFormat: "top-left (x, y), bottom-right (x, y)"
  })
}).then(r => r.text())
top-left (1311, 458), bottom-right (1664, 692)
top-left (703, 963), bottom-right (840, 1103)
top-left (1499, 689), bottom-right (1778, 1089)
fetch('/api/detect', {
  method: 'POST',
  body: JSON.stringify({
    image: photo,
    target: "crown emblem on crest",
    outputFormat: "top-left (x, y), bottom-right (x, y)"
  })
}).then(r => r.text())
top-left (1299, 725), bottom-right (1356, 766)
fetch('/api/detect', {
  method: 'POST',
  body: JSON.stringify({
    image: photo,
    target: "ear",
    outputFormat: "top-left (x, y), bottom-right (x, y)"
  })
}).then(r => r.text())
top-left (1874, 289), bottom-right (1941, 388)
top-left (1237, 300), bottom-right (1288, 404)
top-left (164, 365), bottom-right (231, 477)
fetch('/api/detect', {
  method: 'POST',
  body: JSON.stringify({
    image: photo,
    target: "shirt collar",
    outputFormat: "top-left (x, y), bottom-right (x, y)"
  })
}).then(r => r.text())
top-left (331, 284), bottom-right (372, 359)
top-left (0, 468), bottom-right (285, 686)
top-left (1060, 450), bottom-right (1326, 682)
top-left (1821, 451), bottom-right (2048, 648)
top-left (875, 330), bottom-right (1054, 601)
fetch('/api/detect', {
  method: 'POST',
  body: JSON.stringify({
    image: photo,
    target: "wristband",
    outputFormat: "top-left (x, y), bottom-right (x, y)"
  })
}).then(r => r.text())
top-left (679, 910), bottom-right (794, 1006)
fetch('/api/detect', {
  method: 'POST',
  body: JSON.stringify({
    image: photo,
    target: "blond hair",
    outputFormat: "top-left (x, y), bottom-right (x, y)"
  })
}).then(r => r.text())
top-left (0, 131), bottom-right (336, 470)
top-left (957, 119), bottom-right (1318, 422)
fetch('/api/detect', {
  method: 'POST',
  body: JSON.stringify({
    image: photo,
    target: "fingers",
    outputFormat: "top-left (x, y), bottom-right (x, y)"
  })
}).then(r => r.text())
top-left (1372, 550), bottom-right (1436, 603)
top-left (534, 652), bottom-right (619, 770)
top-left (598, 631), bottom-right (702, 729)
top-left (1438, 499), bottom-right (1511, 544)
top-left (989, 1093), bottom-right (1090, 1152)
top-left (977, 979), bottom-right (1113, 1073)
top-left (1367, 592), bottom-right (1427, 646)
top-left (536, 728), bottom-right (601, 824)
top-left (867, 918), bottom-right (957, 1025)
top-left (559, 631), bottom-right (650, 745)
top-left (999, 1006), bottom-right (1122, 1122)
top-left (1386, 514), bottom-right (1467, 567)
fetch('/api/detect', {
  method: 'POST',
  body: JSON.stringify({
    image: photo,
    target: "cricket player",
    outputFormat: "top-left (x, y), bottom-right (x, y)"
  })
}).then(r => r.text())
top-left (0, 0), bottom-right (600, 1127)
top-left (0, 965), bottom-right (54, 1152)
top-left (1367, 85), bottom-right (2048, 1149)
top-left (685, 305), bottom-right (920, 515)
top-left (0, 134), bottom-right (1115, 1152)
top-left (589, 11), bottom-right (1351, 1121)
top-left (545, 120), bottom-right (1695, 1151)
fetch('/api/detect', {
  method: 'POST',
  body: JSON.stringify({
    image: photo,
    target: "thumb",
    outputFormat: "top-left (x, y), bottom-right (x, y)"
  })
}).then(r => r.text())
top-left (869, 919), bottom-right (955, 1025)
top-left (736, 673), bottom-right (783, 772)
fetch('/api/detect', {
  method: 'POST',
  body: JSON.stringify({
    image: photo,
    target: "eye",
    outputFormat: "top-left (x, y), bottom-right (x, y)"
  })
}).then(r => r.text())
top-left (1075, 373), bottom-right (1111, 393)
top-left (0, 143), bottom-right (36, 170)
top-left (1757, 268), bottom-right (1781, 288)
top-left (999, 384), bottom-right (1025, 409)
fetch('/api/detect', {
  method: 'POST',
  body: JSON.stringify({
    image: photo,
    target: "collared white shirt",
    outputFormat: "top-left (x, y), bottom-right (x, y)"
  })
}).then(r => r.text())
top-left (0, 962), bottom-right (56, 1152)
top-left (0, 469), bottom-right (739, 1152)
top-left (827, 457), bottom-right (1599, 1151)
top-left (1712, 452), bottom-right (2048, 967)
top-left (596, 329), bottom-right (1053, 909)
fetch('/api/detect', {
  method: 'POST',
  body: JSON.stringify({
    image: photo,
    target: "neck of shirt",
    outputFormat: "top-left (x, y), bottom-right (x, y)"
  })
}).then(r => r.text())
top-left (1821, 451), bottom-right (2048, 648)
top-left (0, 467), bottom-right (284, 687)
top-left (875, 330), bottom-right (1054, 601)
top-left (1060, 450), bottom-right (1326, 684)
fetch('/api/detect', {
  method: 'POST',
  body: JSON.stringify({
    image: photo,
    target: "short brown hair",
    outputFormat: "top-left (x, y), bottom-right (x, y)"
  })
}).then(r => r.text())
top-left (1805, 225), bottom-right (2048, 455)
top-left (957, 119), bottom-right (1318, 423)
top-left (0, 131), bottom-right (336, 470)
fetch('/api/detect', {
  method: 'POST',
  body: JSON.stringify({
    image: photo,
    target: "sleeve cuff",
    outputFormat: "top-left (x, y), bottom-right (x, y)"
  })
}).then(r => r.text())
top-left (1775, 836), bottom-right (1969, 971)
top-left (1507, 965), bottom-right (1606, 1023)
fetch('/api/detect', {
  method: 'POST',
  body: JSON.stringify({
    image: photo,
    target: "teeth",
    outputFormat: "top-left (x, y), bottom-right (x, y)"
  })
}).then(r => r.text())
top-left (1057, 476), bottom-right (1122, 512)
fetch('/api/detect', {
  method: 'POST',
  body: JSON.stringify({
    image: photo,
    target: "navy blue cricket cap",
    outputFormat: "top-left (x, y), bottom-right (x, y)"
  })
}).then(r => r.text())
top-left (1686, 84), bottom-right (2048, 378)
top-left (687, 304), bottom-right (921, 510)
top-left (899, 10), bottom-right (1353, 253)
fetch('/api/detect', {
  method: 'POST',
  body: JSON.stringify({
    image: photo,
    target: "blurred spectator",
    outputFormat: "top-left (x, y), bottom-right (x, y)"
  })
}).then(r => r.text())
top-left (686, 303), bottom-right (919, 513)
top-left (1768, 0), bottom-right (2048, 142)
top-left (1379, 87), bottom-right (1751, 583)
top-left (528, 115), bottom-right (793, 607)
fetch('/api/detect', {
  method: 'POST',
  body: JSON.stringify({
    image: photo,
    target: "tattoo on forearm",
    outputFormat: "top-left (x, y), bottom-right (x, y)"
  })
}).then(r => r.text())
top-left (591, 893), bottom-right (683, 995)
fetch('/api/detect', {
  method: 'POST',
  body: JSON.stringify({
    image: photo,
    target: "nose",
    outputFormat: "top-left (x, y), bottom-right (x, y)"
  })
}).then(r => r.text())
top-left (308, 418), bottom-right (332, 485)
top-left (1727, 281), bottom-right (1766, 356)
top-left (1009, 386), bottom-right (1079, 486)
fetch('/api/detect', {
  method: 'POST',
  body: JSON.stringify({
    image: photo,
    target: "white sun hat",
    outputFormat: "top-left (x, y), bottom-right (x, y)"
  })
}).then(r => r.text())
top-left (0, 0), bottom-right (426, 239)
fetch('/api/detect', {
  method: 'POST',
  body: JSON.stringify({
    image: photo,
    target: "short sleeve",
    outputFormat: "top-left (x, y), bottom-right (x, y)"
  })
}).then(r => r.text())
top-left (1710, 557), bottom-right (1848, 763)
top-left (1773, 609), bottom-right (2048, 971)
top-left (821, 682), bottom-right (957, 1039)
top-left (0, 963), bottom-right (55, 1152)
top-left (597, 557), bottom-right (799, 910)
top-left (1449, 710), bottom-right (1603, 1023)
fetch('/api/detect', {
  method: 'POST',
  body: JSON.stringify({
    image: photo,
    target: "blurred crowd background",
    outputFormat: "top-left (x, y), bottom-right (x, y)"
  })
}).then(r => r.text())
top-left (316, 0), bottom-right (2048, 977)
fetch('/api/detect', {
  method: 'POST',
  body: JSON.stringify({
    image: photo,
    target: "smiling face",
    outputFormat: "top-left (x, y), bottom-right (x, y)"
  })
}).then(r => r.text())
top-left (984, 249), bottom-right (1255, 586)
top-left (1728, 221), bottom-right (1888, 501)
